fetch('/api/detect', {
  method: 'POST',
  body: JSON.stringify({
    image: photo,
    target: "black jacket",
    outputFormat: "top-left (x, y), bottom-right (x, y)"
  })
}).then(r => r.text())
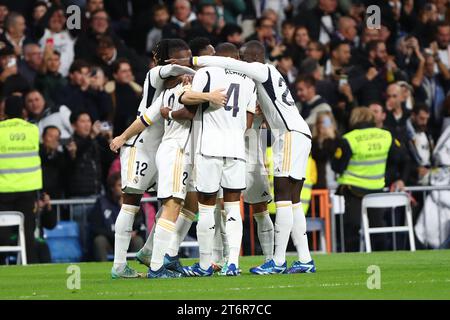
top-left (39, 145), bottom-right (68, 199)
top-left (54, 83), bottom-right (113, 122)
top-left (65, 134), bottom-right (113, 197)
top-left (88, 194), bottom-right (145, 244)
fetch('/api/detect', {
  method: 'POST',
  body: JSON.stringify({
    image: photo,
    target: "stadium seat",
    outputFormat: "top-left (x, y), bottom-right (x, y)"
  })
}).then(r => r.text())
top-left (360, 192), bottom-right (416, 253)
top-left (0, 211), bottom-right (27, 265)
top-left (306, 217), bottom-right (326, 253)
top-left (44, 221), bottom-right (82, 263)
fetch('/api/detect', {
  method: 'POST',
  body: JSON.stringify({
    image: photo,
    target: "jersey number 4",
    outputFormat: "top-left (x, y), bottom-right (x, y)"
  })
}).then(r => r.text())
top-left (224, 83), bottom-right (240, 117)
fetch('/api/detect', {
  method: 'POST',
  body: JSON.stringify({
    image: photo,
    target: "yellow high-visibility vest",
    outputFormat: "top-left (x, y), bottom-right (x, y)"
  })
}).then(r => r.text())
top-left (300, 156), bottom-right (317, 213)
top-left (337, 127), bottom-right (392, 190)
top-left (266, 146), bottom-right (276, 214)
top-left (0, 118), bottom-right (42, 192)
top-left (266, 147), bottom-right (315, 215)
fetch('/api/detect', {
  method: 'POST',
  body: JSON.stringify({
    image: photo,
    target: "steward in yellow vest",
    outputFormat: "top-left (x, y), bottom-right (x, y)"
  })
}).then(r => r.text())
top-left (0, 119), bottom-right (42, 192)
top-left (332, 107), bottom-right (400, 252)
top-left (0, 96), bottom-right (42, 264)
top-left (300, 156), bottom-right (317, 214)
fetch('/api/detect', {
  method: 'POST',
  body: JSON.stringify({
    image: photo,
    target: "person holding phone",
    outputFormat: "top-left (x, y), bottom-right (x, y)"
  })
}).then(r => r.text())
top-left (311, 111), bottom-right (338, 189)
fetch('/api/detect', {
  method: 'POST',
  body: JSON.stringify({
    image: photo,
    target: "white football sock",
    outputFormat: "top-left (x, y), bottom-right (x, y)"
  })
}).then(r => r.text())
top-left (253, 210), bottom-right (274, 261)
top-left (220, 209), bottom-right (229, 260)
top-left (167, 208), bottom-right (196, 257)
top-left (212, 204), bottom-right (224, 263)
top-left (273, 201), bottom-right (293, 266)
top-left (141, 205), bottom-right (163, 255)
top-left (292, 202), bottom-right (312, 263)
top-left (197, 203), bottom-right (216, 270)
top-left (150, 218), bottom-right (175, 271)
top-left (224, 201), bottom-right (243, 267)
top-left (113, 204), bottom-right (139, 271)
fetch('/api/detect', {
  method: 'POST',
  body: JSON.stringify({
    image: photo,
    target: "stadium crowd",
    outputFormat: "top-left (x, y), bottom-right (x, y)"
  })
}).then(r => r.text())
top-left (1, 0), bottom-right (450, 264)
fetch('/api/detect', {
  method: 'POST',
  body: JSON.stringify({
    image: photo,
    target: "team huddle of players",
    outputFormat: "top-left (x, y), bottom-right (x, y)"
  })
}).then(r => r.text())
top-left (109, 38), bottom-right (316, 279)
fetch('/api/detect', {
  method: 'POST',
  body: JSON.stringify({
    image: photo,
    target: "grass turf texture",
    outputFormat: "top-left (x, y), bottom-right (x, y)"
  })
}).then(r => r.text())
top-left (0, 250), bottom-right (449, 300)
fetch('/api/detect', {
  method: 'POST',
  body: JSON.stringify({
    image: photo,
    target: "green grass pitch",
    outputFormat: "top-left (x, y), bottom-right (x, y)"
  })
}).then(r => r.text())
top-left (0, 250), bottom-right (449, 300)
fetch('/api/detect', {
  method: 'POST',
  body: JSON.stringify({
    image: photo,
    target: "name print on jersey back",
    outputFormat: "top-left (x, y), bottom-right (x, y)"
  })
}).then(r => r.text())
top-left (191, 66), bottom-right (257, 161)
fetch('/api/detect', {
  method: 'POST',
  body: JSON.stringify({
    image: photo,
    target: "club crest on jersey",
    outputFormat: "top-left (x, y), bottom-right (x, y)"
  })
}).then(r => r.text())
top-left (133, 176), bottom-right (139, 184)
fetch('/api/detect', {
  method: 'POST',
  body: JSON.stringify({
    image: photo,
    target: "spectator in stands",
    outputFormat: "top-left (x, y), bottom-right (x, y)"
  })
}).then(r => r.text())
top-left (275, 52), bottom-right (297, 87)
top-left (75, 9), bottom-right (125, 64)
top-left (66, 111), bottom-right (114, 199)
top-left (0, 12), bottom-right (31, 56)
top-left (81, 0), bottom-right (105, 31)
top-left (295, 74), bottom-right (332, 127)
top-left (280, 19), bottom-right (295, 47)
top-left (18, 43), bottom-right (42, 86)
top-left (397, 81), bottom-right (415, 112)
top-left (311, 111), bottom-right (338, 189)
top-left (357, 40), bottom-right (405, 106)
top-left (414, 52), bottom-right (450, 140)
top-left (245, 17), bottom-right (276, 58)
top-left (294, 0), bottom-right (339, 44)
top-left (219, 23), bottom-right (243, 47)
top-left (94, 34), bottom-right (147, 84)
top-left (351, 26), bottom-right (380, 66)
top-left (0, 2), bottom-right (8, 34)
top-left (441, 95), bottom-right (450, 133)
top-left (25, 89), bottom-right (73, 140)
top-left (39, 125), bottom-right (68, 199)
top-left (187, 3), bottom-right (222, 46)
top-left (170, 0), bottom-right (196, 28)
top-left (333, 16), bottom-right (358, 47)
top-left (88, 172), bottom-right (145, 262)
top-left (305, 41), bottom-right (326, 69)
top-left (105, 58), bottom-right (142, 137)
top-left (55, 59), bottom-right (113, 122)
top-left (406, 103), bottom-right (434, 186)
top-left (30, 2), bottom-right (47, 30)
top-left (433, 21), bottom-right (450, 69)
top-left (162, 0), bottom-right (197, 40)
top-left (289, 25), bottom-right (310, 69)
top-left (369, 102), bottom-right (410, 191)
top-left (36, 5), bottom-right (77, 77)
top-left (34, 48), bottom-right (67, 107)
top-left (220, 0), bottom-right (246, 24)
top-left (0, 46), bottom-right (30, 96)
top-left (145, 4), bottom-right (170, 56)
top-left (324, 40), bottom-right (352, 78)
top-left (396, 35), bottom-right (424, 82)
top-left (412, 3), bottom-right (439, 48)
top-left (384, 83), bottom-right (410, 144)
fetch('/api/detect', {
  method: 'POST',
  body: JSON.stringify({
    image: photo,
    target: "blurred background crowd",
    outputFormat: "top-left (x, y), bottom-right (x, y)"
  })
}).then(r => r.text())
top-left (1, 0), bottom-right (450, 263)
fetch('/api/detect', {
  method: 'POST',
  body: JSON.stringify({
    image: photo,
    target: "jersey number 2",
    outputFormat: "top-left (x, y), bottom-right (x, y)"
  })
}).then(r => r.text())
top-left (224, 83), bottom-right (240, 117)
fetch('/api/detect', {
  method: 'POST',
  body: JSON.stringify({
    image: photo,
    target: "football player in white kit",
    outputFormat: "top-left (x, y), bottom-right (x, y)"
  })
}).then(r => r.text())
top-left (181, 43), bottom-right (257, 277)
top-left (110, 72), bottom-right (227, 279)
top-left (244, 106), bottom-right (274, 263)
top-left (169, 40), bottom-right (316, 275)
top-left (109, 39), bottom-right (196, 278)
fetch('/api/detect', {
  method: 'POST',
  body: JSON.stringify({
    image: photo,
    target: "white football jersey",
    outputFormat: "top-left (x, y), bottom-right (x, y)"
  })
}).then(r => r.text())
top-left (128, 65), bottom-right (196, 151)
top-left (160, 83), bottom-right (192, 149)
top-left (191, 66), bottom-right (257, 160)
top-left (194, 56), bottom-right (311, 139)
